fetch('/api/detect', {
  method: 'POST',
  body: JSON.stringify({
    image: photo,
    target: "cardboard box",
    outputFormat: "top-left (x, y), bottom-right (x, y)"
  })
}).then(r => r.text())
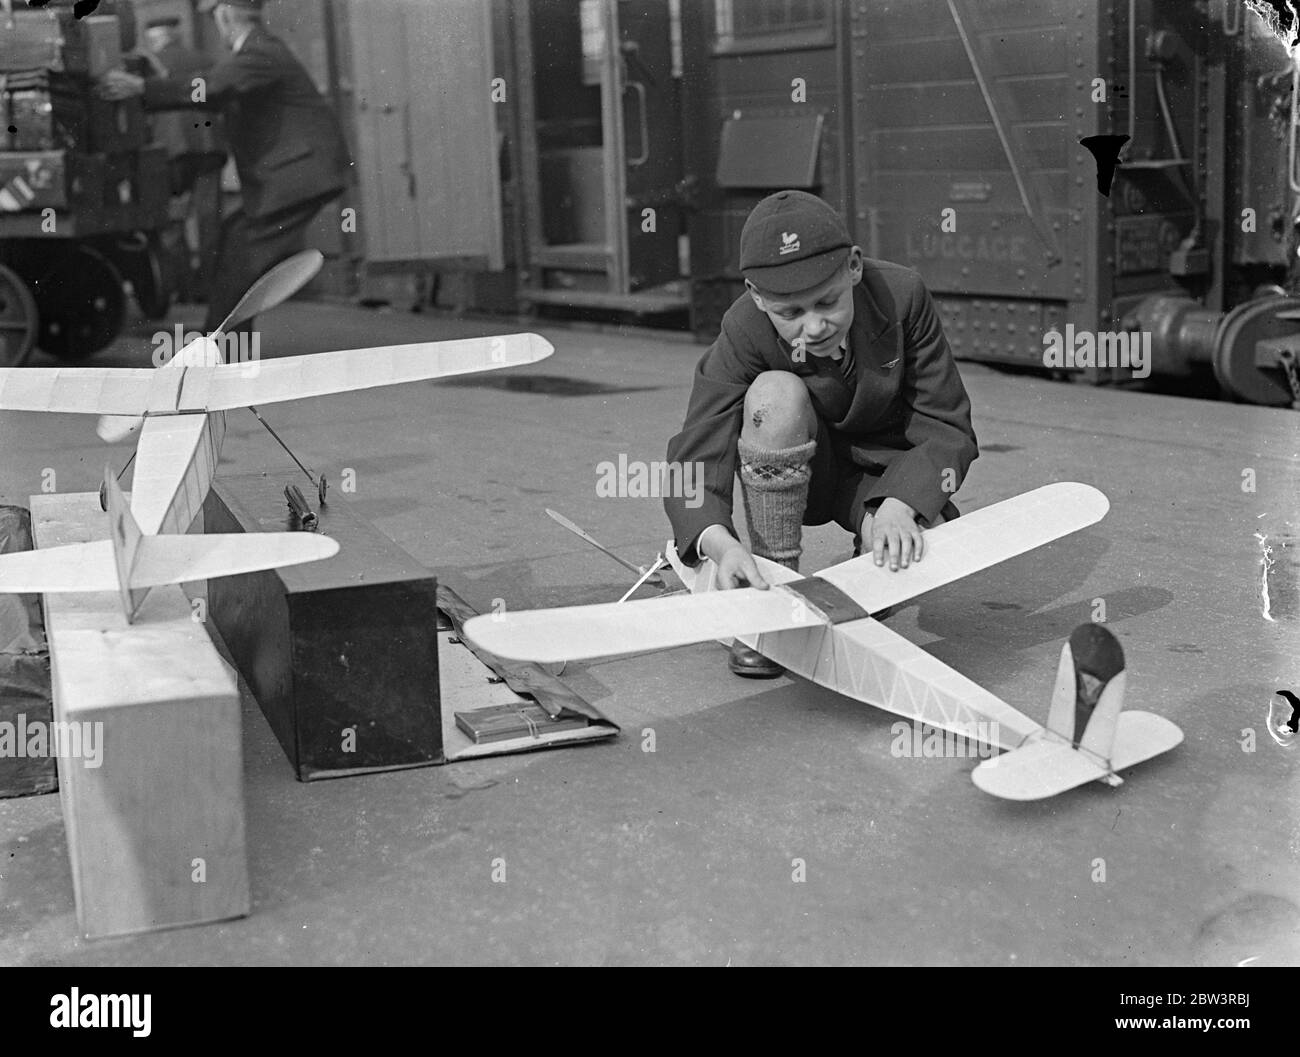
top-left (0, 150), bottom-right (107, 213)
top-left (85, 95), bottom-right (145, 154)
top-left (1, 71), bottom-right (144, 154)
top-left (59, 15), bottom-right (123, 78)
top-left (203, 474), bottom-right (617, 778)
top-left (0, 10), bottom-right (66, 73)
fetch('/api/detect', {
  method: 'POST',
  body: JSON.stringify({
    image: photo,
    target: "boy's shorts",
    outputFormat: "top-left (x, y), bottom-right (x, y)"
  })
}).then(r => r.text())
top-left (803, 417), bottom-right (959, 535)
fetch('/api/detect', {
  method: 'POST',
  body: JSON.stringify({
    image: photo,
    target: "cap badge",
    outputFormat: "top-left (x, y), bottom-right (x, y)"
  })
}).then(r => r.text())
top-left (779, 231), bottom-right (800, 255)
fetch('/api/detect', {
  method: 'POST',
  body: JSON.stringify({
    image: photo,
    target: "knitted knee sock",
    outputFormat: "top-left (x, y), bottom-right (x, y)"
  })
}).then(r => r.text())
top-left (737, 437), bottom-right (816, 571)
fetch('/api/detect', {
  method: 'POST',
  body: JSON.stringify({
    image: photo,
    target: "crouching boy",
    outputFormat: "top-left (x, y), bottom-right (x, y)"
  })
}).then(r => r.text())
top-left (663, 190), bottom-right (978, 677)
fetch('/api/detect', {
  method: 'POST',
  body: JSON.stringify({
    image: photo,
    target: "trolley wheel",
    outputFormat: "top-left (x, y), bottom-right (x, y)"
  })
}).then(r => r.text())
top-left (29, 243), bottom-right (127, 359)
top-left (112, 231), bottom-right (174, 320)
top-left (0, 262), bottom-right (39, 367)
top-left (1212, 296), bottom-right (1300, 407)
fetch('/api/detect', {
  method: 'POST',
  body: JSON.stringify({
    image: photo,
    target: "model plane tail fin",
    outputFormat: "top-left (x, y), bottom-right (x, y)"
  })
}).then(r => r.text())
top-left (1047, 623), bottom-right (1127, 756)
top-left (972, 624), bottom-right (1181, 800)
top-left (103, 466), bottom-right (150, 619)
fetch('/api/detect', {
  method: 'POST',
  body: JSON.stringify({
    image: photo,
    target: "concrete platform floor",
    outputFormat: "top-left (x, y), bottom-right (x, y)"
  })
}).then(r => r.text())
top-left (1, 299), bottom-right (1297, 966)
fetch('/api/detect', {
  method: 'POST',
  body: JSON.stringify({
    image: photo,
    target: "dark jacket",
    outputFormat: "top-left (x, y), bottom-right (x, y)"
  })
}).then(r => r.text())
top-left (665, 259), bottom-right (979, 561)
top-left (146, 42), bottom-right (225, 161)
top-left (142, 25), bottom-right (350, 218)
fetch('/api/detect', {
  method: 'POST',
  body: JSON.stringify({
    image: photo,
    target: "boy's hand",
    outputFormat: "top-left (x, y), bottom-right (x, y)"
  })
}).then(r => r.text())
top-left (699, 526), bottom-right (770, 590)
top-left (865, 497), bottom-right (923, 571)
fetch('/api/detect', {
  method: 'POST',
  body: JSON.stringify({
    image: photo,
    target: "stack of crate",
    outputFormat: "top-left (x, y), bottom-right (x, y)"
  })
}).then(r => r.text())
top-left (0, 7), bottom-right (168, 234)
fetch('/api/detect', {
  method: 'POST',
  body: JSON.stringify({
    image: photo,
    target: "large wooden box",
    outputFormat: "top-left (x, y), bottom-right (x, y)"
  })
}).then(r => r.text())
top-left (30, 492), bottom-right (248, 939)
top-left (203, 475), bottom-right (443, 780)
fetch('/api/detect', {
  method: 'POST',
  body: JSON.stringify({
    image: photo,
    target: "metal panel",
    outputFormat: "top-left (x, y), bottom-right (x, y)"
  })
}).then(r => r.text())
top-left (716, 112), bottom-right (824, 188)
top-left (851, 0), bottom-right (1077, 302)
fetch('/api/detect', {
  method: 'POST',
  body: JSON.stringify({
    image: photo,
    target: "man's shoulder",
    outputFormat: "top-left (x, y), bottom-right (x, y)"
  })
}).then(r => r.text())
top-left (235, 26), bottom-right (296, 64)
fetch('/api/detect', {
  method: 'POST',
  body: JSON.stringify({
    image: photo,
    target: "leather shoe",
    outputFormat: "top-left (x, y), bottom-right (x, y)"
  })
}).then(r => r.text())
top-left (728, 640), bottom-right (785, 678)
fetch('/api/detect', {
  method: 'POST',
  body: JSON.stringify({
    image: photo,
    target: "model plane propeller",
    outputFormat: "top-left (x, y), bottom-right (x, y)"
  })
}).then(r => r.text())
top-left (464, 483), bottom-right (1184, 800)
top-left (0, 250), bottom-right (555, 622)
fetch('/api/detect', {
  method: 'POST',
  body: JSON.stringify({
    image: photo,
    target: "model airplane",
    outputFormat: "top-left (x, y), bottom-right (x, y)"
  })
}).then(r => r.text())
top-left (464, 483), bottom-right (1184, 800)
top-left (0, 251), bottom-right (554, 621)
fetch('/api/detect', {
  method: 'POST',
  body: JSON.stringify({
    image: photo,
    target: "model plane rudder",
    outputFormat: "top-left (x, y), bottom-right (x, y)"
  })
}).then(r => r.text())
top-left (103, 466), bottom-right (150, 621)
top-left (1047, 623), bottom-right (1126, 759)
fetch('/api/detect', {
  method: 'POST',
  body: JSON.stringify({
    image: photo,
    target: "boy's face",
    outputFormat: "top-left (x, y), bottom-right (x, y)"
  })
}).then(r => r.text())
top-left (746, 247), bottom-right (863, 358)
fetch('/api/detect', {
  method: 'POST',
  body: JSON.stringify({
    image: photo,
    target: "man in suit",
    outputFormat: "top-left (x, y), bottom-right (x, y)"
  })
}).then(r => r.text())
top-left (664, 191), bottom-right (978, 676)
top-left (138, 15), bottom-right (227, 300)
top-left (100, 0), bottom-right (351, 332)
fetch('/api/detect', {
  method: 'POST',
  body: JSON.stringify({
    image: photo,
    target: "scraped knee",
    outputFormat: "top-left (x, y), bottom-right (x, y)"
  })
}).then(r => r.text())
top-left (743, 371), bottom-right (816, 445)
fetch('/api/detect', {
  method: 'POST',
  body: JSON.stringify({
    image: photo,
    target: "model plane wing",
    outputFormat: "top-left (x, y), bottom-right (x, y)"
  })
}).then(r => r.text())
top-left (463, 584), bottom-right (822, 663)
top-left (971, 711), bottom-right (1183, 800)
top-left (0, 367), bottom-right (156, 415)
top-left (191, 333), bottom-right (554, 411)
top-left (816, 482), bottom-right (1109, 613)
top-left (0, 532), bottom-right (338, 593)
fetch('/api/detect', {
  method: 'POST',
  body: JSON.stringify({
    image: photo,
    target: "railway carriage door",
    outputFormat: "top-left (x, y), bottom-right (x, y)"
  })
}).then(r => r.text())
top-left (613, 0), bottom-right (682, 293)
top-left (347, 0), bottom-right (504, 269)
top-left (519, 0), bottom-right (685, 311)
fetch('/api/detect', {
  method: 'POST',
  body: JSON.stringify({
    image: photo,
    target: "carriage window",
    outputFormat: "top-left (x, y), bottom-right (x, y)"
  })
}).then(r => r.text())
top-left (713, 0), bottom-right (834, 53)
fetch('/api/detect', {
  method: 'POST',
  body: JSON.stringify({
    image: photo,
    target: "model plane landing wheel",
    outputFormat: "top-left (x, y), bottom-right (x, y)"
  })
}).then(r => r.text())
top-left (28, 244), bottom-right (127, 359)
top-left (1213, 296), bottom-right (1300, 407)
top-left (0, 262), bottom-right (39, 367)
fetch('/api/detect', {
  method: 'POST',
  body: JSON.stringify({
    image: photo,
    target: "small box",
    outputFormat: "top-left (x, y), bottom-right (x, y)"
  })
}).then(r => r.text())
top-left (203, 474), bottom-right (444, 780)
top-left (0, 10), bottom-right (66, 73)
top-left (455, 703), bottom-right (589, 744)
top-left (203, 473), bottom-right (617, 777)
top-left (86, 95), bottom-right (145, 154)
top-left (6, 90), bottom-right (65, 151)
top-left (0, 150), bottom-right (107, 213)
top-left (60, 15), bottom-right (123, 78)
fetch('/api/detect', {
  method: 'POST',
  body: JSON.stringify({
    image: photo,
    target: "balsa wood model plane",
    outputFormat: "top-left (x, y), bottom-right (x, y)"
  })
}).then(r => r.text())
top-left (0, 251), bottom-right (554, 621)
top-left (465, 483), bottom-right (1184, 800)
